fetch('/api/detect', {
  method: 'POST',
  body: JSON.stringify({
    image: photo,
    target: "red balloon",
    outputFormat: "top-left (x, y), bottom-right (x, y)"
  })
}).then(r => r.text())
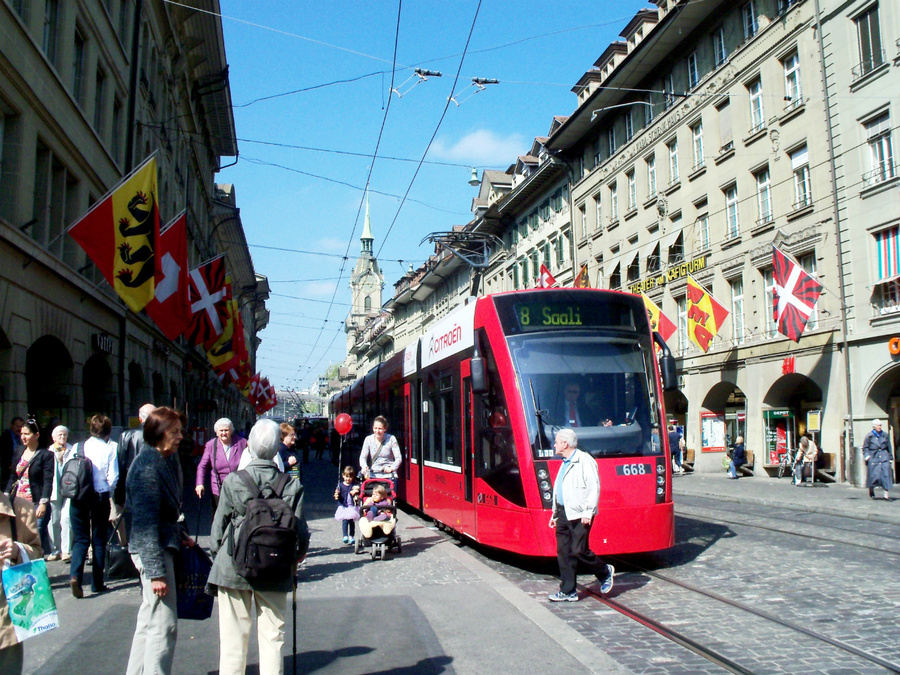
top-left (334, 413), bottom-right (353, 436)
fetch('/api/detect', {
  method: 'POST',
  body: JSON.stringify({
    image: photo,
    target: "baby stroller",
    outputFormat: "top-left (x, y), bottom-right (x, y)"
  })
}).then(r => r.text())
top-left (354, 477), bottom-right (402, 560)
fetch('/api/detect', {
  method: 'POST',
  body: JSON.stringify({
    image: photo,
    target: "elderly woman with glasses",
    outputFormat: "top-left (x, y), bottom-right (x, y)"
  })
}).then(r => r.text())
top-left (196, 418), bottom-right (248, 512)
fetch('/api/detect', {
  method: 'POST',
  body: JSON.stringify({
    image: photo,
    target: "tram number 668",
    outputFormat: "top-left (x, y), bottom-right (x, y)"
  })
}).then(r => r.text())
top-left (615, 463), bottom-right (651, 476)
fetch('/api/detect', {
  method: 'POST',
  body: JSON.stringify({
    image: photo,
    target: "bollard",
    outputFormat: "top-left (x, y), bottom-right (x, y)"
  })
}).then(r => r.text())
top-left (848, 445), bottom-right (867, 487)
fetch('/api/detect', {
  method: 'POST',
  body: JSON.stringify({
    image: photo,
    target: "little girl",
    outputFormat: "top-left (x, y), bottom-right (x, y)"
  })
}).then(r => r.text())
top-left (357, 484), bottom-right (396, 539)
top-left (333, 466), bottom-right (360, 544)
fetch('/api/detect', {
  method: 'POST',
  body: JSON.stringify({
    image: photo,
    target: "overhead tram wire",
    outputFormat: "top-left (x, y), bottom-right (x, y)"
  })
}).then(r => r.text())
top-left (291, 0), bottom-right (404, 383)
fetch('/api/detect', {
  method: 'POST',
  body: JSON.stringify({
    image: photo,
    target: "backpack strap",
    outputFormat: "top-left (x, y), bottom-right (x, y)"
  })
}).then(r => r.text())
top-left (270, 473), bottom-right (291, 498)
top-left (236, 469), bottom-right (260, 499)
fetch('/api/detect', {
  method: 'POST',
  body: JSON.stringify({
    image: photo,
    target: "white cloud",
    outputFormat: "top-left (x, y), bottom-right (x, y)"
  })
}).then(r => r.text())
top-left (431, 129), bottom-right (525, 165)
top-left (317, 237), bottom-right (348, 253)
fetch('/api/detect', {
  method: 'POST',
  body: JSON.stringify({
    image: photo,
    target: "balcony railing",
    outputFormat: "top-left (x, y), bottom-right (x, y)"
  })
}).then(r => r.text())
top-left (851, 50), bottom-right (886, 81)
top-left (756, 214), bottom-right (774, 228)
top-left (863, 163), bottom-right (898, 188)
top-left (783, 94), bottom-right (803, 113)
top-left (792, 196), bottom-right (812, 211)
top-left (748, 119), bottom-right (766, 135)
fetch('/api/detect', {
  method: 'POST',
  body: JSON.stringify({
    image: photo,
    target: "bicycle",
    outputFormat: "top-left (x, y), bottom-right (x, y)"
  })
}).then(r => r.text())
top-left (776, 448), bottom-right (796, 478)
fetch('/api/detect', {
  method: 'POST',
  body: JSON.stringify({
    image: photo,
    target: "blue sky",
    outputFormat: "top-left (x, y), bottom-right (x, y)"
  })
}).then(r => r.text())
top-left (216, 1), bottom-right (650, 390)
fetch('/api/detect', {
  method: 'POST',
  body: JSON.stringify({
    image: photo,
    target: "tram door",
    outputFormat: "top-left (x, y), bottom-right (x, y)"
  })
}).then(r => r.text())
top-left (459, 360), bottom-right (476, 537)
top-left (403, 381), bottom-right (422, 510)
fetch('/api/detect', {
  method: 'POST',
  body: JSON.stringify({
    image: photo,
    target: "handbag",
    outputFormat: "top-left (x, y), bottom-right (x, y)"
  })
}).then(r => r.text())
top-left (105, 514), bottom-right (138, 579)
top-left (2, 547), bottom-right (60, 642)
top-left (175, 542), bottom-right (214, 621)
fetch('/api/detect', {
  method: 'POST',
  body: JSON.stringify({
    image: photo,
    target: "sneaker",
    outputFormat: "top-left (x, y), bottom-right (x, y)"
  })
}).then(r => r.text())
top-left (342, 536), bottom-right (349, 544)
top-left (547, 591), bottom-right (579, 602)
top-left (348, 538), bottom-right (355, 545)
top-left (600, 565), bottom-right (615, 595)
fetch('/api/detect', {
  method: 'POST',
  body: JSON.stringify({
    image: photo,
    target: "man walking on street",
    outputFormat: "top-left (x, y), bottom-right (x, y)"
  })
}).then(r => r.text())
top-left (548, 428), bottom-right (614, 602)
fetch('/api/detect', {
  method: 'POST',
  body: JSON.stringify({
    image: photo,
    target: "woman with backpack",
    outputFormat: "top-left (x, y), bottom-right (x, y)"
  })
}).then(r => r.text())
top-left (208, 418), bottom-right (309, 675)
top-left (125, 407), bottom-right (190, 675)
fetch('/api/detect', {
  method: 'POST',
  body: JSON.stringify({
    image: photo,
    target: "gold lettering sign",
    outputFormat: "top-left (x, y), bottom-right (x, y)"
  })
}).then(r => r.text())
top-left (628, 256), bottom-right (707, 295)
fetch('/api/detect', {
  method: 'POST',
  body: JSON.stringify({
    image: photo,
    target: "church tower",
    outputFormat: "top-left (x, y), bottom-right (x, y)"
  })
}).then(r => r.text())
top-left (346, 197), bottom-right (384, 356)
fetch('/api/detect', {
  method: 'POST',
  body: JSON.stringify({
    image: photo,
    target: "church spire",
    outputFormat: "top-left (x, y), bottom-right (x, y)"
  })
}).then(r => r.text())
top-left (361, 193), bottom-right (373, 253)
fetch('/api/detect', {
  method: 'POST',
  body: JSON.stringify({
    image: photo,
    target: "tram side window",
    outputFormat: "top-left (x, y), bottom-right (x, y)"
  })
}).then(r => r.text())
top-left (474, 331), bottom-right (526, 507)
top-left (424, 370), bottom-right (458, 466)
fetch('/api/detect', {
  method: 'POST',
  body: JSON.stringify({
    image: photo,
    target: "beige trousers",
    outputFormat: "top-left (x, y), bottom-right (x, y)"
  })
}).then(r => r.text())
top-left (217, 586), bottom-right (288, 675)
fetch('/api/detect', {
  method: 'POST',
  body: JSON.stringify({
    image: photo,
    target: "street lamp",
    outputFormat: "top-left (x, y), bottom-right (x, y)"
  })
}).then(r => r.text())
top-left (468, 167), bottom-right (480, 186)
top-left (590, 100), bottom-right (654, 122)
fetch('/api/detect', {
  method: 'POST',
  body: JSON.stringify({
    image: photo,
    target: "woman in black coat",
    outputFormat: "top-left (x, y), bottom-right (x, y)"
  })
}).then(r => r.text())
top-left (5, 419), bottom-right (54, 558)
top-left (727, 436), bottom-right (746, 479)
top-left (863, 419), bottom-right (893, 500)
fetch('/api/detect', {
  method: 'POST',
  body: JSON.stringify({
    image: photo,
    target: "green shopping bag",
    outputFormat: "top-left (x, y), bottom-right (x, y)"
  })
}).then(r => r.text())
top-left (2, 554), bottom-right (59, 642)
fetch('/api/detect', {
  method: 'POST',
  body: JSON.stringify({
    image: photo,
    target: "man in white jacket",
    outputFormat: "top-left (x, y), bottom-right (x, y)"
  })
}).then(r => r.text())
top-left (548, 428), bottom-right (614, 602)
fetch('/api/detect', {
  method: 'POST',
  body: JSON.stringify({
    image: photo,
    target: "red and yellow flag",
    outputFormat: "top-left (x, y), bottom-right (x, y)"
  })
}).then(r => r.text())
top-left (68, 156), bottom-right (159, 312)
top-left (573, 264), bottom-right (591, 288)
top-left (686, 275), bottom-right (729, 352)
top-left (641, 292), bottom-right (676, 343)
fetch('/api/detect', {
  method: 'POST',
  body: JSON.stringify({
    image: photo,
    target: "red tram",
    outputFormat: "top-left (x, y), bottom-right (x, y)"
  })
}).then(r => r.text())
top-left (330, 288), bottom-right (678, 557)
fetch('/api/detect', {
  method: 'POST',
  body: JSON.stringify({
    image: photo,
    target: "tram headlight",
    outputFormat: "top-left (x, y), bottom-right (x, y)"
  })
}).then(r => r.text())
top-left (540, 480), bottom-right (551, 490)
top-left (656, 464), bottom-right (664, 474)
top-left (542, 491), bottom-right (552, 501)
top-left (537, 469), bottom-right (549, 480)
top-left (657, 475), bottom-right (664, 486)
top-left (657, 486), bottom-right (664, 496)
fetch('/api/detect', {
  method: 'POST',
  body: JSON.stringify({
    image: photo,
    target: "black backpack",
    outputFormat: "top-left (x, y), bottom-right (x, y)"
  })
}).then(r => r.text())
top-left (230, 471), bottom-right (298, 581)
top-left (59, 444), bottom-right (95, 502)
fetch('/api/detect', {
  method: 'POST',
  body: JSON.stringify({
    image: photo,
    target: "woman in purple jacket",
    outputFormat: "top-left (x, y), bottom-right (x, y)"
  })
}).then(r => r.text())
top-left (195, 418), bottom-right (247, 512)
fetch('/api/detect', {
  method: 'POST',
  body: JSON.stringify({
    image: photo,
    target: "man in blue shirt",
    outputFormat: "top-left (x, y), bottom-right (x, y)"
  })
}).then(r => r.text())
top-left (548, 428), bottom-right (614, 602)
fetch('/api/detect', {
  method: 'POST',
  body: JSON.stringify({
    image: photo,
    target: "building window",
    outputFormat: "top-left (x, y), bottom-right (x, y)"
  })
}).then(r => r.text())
top-left (742, 1), bottom-right (758, 40)
top-left (748, 79), bottom-right (765, 133)
top-left (713, 28), bottom-right (728, 66)
top-left (610, 184), bottom-right (618, 221)
top-left (625, 111), bottom-right (634, 142)
top-left (664, 74), bottom-right (675, 109)
top-left (609, 263), bottom-right (621, 290)
top-left (627, 170), bottom-right (636, 210)
top-left (791, 146), bottom-right (811, 208)
top-left (32, 140), bottom-right (80, 264)
top-left (73, 30), bottom-right (86, 106)
top-left (513, 261), bottom-right (521, 290)
top-left (647, 155), bottom-right (657, 198)
top-left (593, 138), bottom-right (602, 168)
top-left (669, 232), bottom-right (684, 264)
top-left (798, 253), bottom-right (818, 329)
top-left (875, 226), bottom-right (900, 314)
top-left (112, 98), bottom-right (123, 165)
top-left (627, 255), bottom-right (640, 283)
top-left (555, 237), bottom-right (565, 267)
top-left (697, 213), bottom-right (710, 250)
top-left (687, 52), bottom-right (699, 89)
top-left (725, 185), bottom-right (740, 238)
top-left (677, 295), bottom-right (689, 354)
top-left (762, 268), bottom-right (777, 337)
top-left (579, 204), bottom-right (587, 239)
top-left (594, 193), bottom-right (602, 231)
top-left (755, 167), bottom-right (772, 224)
top-left (864, 113), bottom-right (895, 187)
top-left (94, 69), bottom-right (106, 133)
top-left (648, 244), bottom-right (661, 273)
top-left (668, 140), bottom-right (679, 184)
top-left (691, 122), bottom-right (704, 170)
top-left (42, 0), bottom-right (60, 66)
top-left (783, 52), bottom-right (802, 109)
top-left (644, 97), bottom-right (654, 126)
top-left (854, 4), bottom-right (884, 80)
top-left (730, 278), bottom-right (745, 344)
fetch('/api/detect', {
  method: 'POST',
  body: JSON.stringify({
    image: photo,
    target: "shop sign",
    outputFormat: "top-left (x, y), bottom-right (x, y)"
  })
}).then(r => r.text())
top-left (628, 255), bottom-right (707, 294)
top-left (807, 410), bottom-right (821, 433)
top-left (782, 355), bottom-right (795, 374)
top-left (91, 333), bottom-right (114, 354)
top-left (889, 337), bottom-right (900, 355)
top-left (764, 409), bottom-right (794, 465)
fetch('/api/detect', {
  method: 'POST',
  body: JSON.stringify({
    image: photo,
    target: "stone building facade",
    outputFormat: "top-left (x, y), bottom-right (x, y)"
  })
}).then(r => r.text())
top-left (0, 0), bottom-right (265, 440)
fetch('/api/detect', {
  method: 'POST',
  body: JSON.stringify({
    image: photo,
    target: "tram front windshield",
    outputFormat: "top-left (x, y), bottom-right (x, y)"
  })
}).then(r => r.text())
top-left (507, 333), bottom-right (662, 459)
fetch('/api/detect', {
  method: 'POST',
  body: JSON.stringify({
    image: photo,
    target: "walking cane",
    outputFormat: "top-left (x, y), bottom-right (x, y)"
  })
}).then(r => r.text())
top-left (292, 579), bottom-right (297, 675)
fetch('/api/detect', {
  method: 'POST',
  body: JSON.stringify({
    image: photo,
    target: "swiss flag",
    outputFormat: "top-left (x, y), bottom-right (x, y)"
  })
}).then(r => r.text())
top-left (186, 255), bottom-right (229, 348)
top-left (538, 263), bottom-right (558, 288)
top-left (145, 212), bottom-right (190, 341)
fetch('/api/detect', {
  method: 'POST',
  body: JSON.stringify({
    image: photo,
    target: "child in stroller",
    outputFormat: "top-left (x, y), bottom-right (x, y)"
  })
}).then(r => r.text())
top-left (354, 479), bottom-right (401, 560)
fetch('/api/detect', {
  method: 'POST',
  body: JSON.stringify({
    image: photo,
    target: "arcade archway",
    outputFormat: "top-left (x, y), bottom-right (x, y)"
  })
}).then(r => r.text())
top-left (83, 354), bottom-right (115, 419)
top-left (26, 336), bottom-right (74, 431)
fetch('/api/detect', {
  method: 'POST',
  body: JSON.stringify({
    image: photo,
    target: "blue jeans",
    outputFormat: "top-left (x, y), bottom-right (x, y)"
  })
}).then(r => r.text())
top-left (69, 491), bottom-right (111, 591)
top-left (36, 501), bottom-right (52, 556)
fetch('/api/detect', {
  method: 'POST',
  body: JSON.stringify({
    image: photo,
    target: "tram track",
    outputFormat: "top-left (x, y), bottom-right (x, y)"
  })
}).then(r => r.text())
top-left (589, 558), bottom-right (900, 674)
top-left (675, 500), bottom-right (900, 556)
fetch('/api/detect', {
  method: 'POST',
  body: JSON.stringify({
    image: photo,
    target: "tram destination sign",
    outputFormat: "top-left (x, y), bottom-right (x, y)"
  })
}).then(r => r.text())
top-left (495, 292), bottom-right (640, 335)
